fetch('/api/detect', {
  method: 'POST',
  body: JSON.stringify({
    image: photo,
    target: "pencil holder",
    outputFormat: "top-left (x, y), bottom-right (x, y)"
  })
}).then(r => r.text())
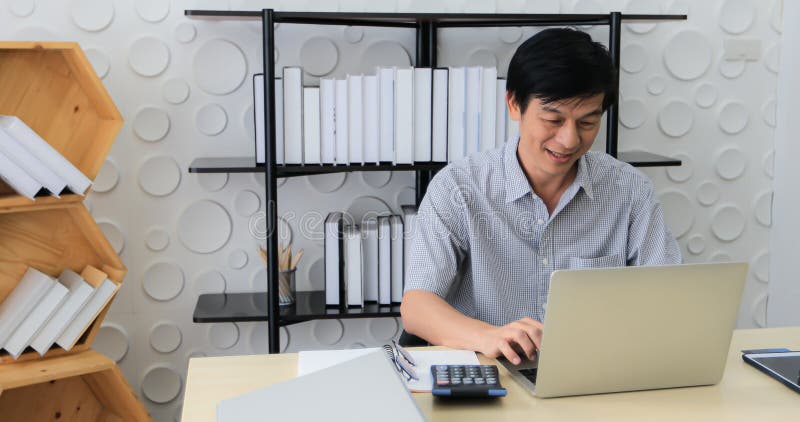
top-left (278, 269), bottom-right (296, 307)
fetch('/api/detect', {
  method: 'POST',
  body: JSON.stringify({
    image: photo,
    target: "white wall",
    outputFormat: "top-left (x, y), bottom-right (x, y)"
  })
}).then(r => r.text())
top-left (768, 0), bottom-right (799, 326)
top-left (0, 1), bottom-right (782, 421)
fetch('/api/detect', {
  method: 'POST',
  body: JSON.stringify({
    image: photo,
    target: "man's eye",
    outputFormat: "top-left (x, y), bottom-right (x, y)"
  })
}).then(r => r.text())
top-left (545, 119), bottom-right (562, 125)
top-left (580, 121), bottom-right (598, 128)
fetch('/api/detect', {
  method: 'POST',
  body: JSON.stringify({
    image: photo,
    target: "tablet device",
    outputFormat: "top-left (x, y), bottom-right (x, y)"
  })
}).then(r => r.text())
top-left (742, 351), bottom-right (800, 393)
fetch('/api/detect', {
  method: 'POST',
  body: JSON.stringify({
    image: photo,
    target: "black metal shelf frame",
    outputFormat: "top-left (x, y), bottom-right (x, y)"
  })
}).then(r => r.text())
top-left (187, 157), bottom-right (448, 176)
top-left (185, 9), bottom-right (686, 353)
top-left (193, 291), bottom-right (401, 324)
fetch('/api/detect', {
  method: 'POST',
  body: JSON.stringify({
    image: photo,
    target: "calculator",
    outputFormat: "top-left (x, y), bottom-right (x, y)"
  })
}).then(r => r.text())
top-left (431, 364), bottom-right (507, 397)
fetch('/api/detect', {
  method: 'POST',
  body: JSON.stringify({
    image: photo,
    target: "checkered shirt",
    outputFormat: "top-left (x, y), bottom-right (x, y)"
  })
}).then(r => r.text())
top-left (405, 137), bottom-right (682, 325)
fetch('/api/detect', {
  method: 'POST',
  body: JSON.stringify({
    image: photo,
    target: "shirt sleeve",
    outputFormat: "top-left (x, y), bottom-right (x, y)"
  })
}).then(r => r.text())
top-left (626, 176), bottom-right (683, 266)
top-left (404, 169), bottom-right (470, 298)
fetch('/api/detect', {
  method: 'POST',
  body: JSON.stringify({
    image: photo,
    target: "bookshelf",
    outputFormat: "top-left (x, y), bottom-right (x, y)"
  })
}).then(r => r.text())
top-left (0, 350), bottom-right (150, 420)
top-left (0, 42), bottom-right (122, 210)
top-left (0, 42), bottom-right (150, 420)
top-left (185, 10), bottom-right (686, 353)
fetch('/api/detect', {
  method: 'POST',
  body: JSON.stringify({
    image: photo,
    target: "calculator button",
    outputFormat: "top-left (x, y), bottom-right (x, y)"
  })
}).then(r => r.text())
top-left (431, 365), bottom-right (505, 398)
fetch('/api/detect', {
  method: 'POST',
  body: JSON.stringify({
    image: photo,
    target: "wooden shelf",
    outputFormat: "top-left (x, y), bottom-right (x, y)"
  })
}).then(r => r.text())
top-left (0, 350), bottom-right (151, 421)
top-left (0, 349), bottom-right (113, 391)
top-left (0, 41), bottom-right (148, 420)
top-left (0, 42), bottom-right (123, 206)
top-left (193, 291), bottom-right (401, 325)
top-left (0, 193), bottom-right (83, 214)
top-left (0, 202), bottom-right (126, 363)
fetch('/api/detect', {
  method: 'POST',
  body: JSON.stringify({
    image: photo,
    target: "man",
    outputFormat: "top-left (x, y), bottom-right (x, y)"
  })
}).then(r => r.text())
top-left (400, 28), bottom-right (681, 365)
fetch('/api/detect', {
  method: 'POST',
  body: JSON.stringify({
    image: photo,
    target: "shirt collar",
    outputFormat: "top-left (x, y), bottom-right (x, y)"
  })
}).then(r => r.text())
top-left (504, 137), bottom-right (532, 203)
top-left (503, 137), bottom-right (595, 204)
top-left (575, 154), bottom-right (594, 199)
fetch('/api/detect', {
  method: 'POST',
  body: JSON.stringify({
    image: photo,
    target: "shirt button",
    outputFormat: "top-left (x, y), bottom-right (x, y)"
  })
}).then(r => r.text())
top-left (536, 218), bottom-right (545, 225)
top-left (542, 258), bottom-right (548, 265)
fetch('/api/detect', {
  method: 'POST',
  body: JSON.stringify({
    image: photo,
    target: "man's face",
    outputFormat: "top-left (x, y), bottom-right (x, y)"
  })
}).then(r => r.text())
top-left (507, 93), bottom-right (605, 181)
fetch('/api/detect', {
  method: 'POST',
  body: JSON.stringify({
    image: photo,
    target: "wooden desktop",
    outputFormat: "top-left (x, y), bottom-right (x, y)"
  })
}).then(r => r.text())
top-left (182, 327), bottom-right (800, 421)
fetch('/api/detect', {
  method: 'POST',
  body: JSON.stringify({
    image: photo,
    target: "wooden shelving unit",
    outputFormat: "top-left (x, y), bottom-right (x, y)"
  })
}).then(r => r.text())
top-left (0, 350), bottom-right (150, 420)
top-left (0, 42), bottom-right (150, 420)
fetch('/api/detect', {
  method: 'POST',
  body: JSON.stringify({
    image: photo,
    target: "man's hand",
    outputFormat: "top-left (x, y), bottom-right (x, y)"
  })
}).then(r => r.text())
top-left (401, 291), bottom-right (543, 363)
top-left (477, 318), bottom-right (544, 365)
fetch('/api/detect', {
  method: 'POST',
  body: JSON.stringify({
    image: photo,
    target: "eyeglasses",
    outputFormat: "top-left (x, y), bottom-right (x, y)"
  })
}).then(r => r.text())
top-left (384, 340), bottom-right (418, 381)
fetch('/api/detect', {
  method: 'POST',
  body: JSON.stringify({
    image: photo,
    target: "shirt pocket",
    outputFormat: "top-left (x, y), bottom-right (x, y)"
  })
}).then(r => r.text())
top-left (568, 253), bottom-right (625, 269)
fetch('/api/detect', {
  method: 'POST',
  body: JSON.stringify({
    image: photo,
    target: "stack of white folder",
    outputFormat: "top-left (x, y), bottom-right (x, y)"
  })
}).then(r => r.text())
top-left (324, 206), bottom-right (418, 308)
top-left (254, 66), bottom-right (520, 165)
top-left (0, 265), bottom-right (120, 359)
top-left (0, 115), bottom-right (92, 200)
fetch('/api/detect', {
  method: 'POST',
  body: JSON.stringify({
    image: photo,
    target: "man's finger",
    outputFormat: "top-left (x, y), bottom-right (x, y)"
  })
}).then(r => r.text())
top-left (510, 330), bottom-right (537, 360)
top-left (516, 319), bottom-right (544, 350)
top-left (498, 341), bottom-right (522, 365)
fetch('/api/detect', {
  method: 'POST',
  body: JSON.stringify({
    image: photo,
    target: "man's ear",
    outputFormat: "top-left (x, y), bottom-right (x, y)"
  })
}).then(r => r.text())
top-left (506, 91), bottom-right (521, 122)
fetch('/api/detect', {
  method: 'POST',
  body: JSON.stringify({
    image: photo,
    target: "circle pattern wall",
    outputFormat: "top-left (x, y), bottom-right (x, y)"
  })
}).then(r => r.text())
top-left (3, 1), bottom-right (777, 421)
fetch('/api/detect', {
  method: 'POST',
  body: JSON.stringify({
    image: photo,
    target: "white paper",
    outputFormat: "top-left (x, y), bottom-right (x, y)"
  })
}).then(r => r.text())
top-left (298, 348), bottom-right (480, 392)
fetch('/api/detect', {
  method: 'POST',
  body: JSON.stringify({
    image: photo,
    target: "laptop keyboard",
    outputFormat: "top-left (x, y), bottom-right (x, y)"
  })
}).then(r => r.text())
top-left (518, 368), bottom-right (538, 383)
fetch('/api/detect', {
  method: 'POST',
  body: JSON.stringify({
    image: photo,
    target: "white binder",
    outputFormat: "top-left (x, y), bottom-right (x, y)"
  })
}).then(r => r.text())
top-left (217, 351), bottom-right (425, 422)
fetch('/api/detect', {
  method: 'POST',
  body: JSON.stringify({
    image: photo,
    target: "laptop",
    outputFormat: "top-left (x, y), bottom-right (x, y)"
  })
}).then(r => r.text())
top-left (499, 262), bottom-right (747, 398)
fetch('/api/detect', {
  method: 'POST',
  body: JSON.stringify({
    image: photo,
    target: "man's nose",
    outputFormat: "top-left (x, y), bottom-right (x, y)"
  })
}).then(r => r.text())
top-left (555, 122), bottom-right (580, 149)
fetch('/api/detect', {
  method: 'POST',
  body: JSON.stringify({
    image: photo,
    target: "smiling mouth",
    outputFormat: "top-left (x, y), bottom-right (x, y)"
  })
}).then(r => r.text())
top-left (546, 149), bottom-right (573, 161)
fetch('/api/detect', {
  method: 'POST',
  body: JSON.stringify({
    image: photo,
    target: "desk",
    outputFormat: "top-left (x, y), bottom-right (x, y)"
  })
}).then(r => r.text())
top-left (182, 327), bottom-right (799, 421)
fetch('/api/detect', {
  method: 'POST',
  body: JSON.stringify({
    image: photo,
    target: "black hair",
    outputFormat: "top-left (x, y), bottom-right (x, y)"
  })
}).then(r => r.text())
top-left (506, 27), bottom-right (617, 114)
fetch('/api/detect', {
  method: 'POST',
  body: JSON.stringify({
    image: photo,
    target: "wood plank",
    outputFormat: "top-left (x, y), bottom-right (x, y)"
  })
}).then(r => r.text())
top-left (0, 375), bottom-right (104, 421)
top-left (0, 350), bottom-right (113, 390)
top-left (98, 409), bottom-right (126, 422)
top-left (0, 193), bottom-right (84, 215)
top-left (0, 204), bottom-right (124, 295)
top-left (0, 342), bottom-right (89, 365)
top-left (84, 365), bottom-right (153, 422)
